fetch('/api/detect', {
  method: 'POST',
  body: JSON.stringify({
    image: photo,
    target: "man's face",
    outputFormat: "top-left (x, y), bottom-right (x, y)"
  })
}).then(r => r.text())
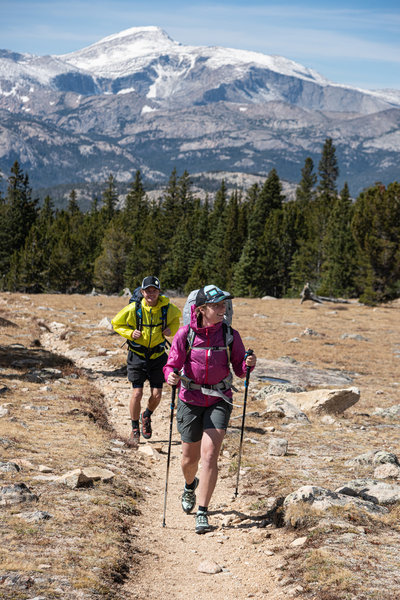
top-left (142, 286), bottom-right (160, 306)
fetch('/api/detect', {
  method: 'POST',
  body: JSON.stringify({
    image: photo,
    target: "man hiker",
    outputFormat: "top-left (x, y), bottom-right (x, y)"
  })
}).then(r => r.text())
top-left (164, 284), bottom-right (256, 533)
top-left (111, 276), bottom-right (181, 446)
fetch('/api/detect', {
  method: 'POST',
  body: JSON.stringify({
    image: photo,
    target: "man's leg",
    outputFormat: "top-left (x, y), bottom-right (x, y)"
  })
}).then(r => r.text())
top-left (140, 387), bottom-right (162, 439)
top-left (147, 387), bottom-right (162, 412)
top-left (141, 353), bottom-right (167, 439)
top-left (130, 387), bottom-right (144, 421)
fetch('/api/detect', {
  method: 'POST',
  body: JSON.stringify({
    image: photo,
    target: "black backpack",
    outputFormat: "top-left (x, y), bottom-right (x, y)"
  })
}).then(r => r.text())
top-left (129, 287), bottom-right (169, 332)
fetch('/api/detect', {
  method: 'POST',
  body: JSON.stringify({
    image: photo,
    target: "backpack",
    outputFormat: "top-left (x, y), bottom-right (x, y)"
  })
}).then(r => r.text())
top-left (129, 286), bottom-right (169, 332)
top-left (182, 289), bottom-right (234, 362)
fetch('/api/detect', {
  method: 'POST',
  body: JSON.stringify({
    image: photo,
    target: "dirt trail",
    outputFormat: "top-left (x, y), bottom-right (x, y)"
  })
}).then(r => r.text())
top-left (41, 330), bottom-right (297, 600)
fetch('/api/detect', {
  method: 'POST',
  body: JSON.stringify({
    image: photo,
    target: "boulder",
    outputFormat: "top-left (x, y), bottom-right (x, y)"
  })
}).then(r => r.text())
top-left (335, 479), bottom-right (400, 506)
top-left (266, 387), bottom-right (360, 416)
top-left (268, 437), bottom-right (288, 456)
top-left (283, 485), bottom-right (388, 524)
top-left (265, 398), bottom-right (310, 423)
top-left (1, 483), bottom-right (38, 506)
top-left (54, 469), bottom-right (93, 489)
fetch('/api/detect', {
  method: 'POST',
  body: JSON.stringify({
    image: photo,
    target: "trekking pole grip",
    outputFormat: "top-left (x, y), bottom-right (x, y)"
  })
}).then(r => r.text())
top-left (244, 349), bottom-right (254, 384)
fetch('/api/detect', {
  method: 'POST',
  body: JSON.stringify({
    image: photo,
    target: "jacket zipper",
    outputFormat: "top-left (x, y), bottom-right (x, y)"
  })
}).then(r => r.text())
top-left (148, 308), bottom-right (152, 349)
top-left (205, 329), bottom-right (209, 406)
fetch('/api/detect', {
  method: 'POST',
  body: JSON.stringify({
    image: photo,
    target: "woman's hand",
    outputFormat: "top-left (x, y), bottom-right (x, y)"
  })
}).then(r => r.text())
top-left (167, 372), bottom-right (180, 386)
top-left (245, 352), bottom-right (257, 368)
top-left (131, 329), bottom-right (142, 340)
top-left (162, 327), bottom-right (171, 337)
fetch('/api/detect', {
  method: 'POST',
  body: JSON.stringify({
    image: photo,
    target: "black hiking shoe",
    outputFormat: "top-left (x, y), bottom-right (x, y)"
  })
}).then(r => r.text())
top-left (181, 477), bottom-right (199, 514)
top-left (195, 510), bottom-right (211, 534)
top-left (140, 412), bottom-right (152, 439)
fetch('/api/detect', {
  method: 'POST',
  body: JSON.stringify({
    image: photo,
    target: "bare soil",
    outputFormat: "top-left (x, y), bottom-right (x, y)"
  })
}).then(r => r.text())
top-left (1, 292), bottom-right (400, 600)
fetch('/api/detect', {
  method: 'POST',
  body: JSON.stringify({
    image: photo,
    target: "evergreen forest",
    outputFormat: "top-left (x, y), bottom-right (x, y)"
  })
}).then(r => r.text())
top-left (1, 138), bottom-right (399, 305)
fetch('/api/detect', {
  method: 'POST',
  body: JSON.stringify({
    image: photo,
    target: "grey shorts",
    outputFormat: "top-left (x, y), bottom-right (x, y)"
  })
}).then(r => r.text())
top-left (176, 398), bottom-right (233, 443)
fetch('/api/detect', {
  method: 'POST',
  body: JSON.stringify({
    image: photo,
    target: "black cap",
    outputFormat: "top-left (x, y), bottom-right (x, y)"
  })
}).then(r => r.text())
top-left (195, 285), bottom-right (233, 307)
top-left (141, 276), bottom-right (161, 290)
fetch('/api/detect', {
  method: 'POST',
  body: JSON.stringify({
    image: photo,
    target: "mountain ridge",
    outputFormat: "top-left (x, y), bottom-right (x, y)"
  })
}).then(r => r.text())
top-left (0, 26), bottom-right (399, 194)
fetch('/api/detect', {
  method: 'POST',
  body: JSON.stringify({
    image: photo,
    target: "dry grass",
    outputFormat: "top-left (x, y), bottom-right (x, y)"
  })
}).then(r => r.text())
top-left (1, 292), bottom-right (400, 599)
top-left (0, 294), bottom-right (143, 599)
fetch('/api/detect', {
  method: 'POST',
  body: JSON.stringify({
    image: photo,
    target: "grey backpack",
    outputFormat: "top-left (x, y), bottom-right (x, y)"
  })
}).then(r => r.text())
top-left (182, 289), bottom-right (233, 326)
top-left (182, 289), bottom-right (234, 360)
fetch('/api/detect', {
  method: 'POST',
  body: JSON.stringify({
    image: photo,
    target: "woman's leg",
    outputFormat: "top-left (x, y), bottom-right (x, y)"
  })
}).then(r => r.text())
top-left (197, 428), bottom-right (226, 508)
top-left (181, 439), bottom-right (201, 485)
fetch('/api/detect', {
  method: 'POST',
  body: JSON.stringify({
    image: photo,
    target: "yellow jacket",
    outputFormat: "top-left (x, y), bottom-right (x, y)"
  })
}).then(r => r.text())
top-left (111, 294), bottom-right (181, 359)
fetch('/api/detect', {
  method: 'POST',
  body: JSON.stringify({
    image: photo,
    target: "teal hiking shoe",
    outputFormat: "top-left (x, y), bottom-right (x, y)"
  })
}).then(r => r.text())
top-left (195, 510), bottom-right (211, 534)
top-left (181, 477), bottom-right (199, 514)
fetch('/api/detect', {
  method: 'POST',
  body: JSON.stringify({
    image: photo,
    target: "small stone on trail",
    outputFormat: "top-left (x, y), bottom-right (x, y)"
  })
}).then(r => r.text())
top-left (290, 536), bottom-right (308, 547)
top-left (198, 559), bottom-right (223, 574)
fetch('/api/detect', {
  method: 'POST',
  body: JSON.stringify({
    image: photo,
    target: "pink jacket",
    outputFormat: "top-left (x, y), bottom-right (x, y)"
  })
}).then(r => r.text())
top-left (163, 305), bottom-right (252, 407)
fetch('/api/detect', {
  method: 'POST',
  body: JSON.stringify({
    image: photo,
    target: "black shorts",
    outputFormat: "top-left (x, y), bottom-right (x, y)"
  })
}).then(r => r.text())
top-left (176, 398), bottom-right (233, 443)
top-left (127, 351), bottom-right (167, 389)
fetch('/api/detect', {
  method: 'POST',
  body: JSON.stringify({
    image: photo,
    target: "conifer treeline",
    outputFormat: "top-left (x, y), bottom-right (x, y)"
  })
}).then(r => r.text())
top-left (1, 139), bottom-right (399, 304)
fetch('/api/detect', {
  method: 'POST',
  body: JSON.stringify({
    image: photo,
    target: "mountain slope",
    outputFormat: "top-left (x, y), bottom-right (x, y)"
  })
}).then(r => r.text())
top-left (0, 27), bottom-right (399, 193)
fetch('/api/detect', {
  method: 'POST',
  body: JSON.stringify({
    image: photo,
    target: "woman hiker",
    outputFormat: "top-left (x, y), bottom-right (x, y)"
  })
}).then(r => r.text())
top-left (164, 284), bottom-right (256, 533)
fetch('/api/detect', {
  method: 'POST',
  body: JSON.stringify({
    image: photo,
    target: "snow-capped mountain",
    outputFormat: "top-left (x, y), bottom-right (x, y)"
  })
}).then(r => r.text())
top-left (0, 26), bottom-right (399, 193)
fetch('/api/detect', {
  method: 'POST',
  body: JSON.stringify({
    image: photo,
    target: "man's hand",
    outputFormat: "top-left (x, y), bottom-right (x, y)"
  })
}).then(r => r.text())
top-left (162, 327), bottom-right (171, 337)
top-left (131, 329), bottom-right (142, 340)
top-left (167, 372), bottom-right (180, 386)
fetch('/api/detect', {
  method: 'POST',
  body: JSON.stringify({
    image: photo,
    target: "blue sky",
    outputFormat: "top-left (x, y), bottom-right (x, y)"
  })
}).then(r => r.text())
top-left (2, 0), bottom-right (400, 90)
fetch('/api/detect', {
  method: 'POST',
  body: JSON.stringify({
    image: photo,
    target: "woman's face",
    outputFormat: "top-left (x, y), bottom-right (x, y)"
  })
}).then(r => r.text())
top-left (200, 300), bottom-right (226, 325)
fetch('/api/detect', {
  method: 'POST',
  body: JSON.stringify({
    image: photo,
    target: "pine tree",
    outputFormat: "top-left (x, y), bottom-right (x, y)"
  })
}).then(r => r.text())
top-left (318, 138), bottom-right (339, 200)
top-left (11, 197), bottom-right (56, 292)
top-left (0, 161), bottom-right (38, 288)
top-left (68, 189), bottom-right (80, 214)
top-left (203, 181), bottom-right (228, 281)
top-left (351, 182), bottom-right (400, 303)
top-left (161, 167), bottom-right (181, 240)
top-left (101, 174), bottom-right (118, 223)
top-left (93, 214), bottom-right (132, 293)
top-left (233, 170), bottom-right (285, 296)
top-left (319, 182), bottom-right (357, 297)
top-left (290, 143), bottom-right (339, 292)
top-left (248, 170), bottom-right (284, 241)
top-left (185, 259), bottom-right (208, 294)
top-left (296, 157), bottom-right (317, 204)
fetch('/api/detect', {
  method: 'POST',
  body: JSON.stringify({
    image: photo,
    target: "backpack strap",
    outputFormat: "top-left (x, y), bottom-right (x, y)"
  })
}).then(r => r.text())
top-left (161, 304), bottom-right (169, 332)
top-left (136, 300), bottom-right (169, 333)
top-left (185, 322), bottom-right (233, 358)
top-left (182, 322), bottom-right (236, 400)
top-left (135, 298), bottom-right (143, 332)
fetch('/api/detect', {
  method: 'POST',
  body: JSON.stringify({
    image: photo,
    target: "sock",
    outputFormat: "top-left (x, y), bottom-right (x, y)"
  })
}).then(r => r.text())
top-left (143, 408), bottom-right (153, 419)
top-left (198, 505), bottom-right (208, 513)
top-left (131, 420), bottom-right (139, 430)
top-left (185, 479), bottom-right (196, 490)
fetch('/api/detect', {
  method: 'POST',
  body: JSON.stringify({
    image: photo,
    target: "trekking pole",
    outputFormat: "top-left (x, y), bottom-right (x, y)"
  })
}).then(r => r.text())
top-left (234, 349), bottom-right (254, 498)
top-left (162, 369), bottom-right (179, 527)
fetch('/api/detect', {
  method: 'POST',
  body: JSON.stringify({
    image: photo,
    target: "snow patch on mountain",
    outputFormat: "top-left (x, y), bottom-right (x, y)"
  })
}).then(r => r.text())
top-left (58, 25), bottom-right (328, 86)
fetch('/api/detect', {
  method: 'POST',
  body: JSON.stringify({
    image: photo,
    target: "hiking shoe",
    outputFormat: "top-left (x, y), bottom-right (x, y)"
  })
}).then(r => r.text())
top-left (140, 412), bottom-right (152, 439)
top-left (127, 428), bottom-right (140, 448)
top-left (181, 477), bottom-right (199, 514)
top-left (195, 510), bottom-right (211, 534)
